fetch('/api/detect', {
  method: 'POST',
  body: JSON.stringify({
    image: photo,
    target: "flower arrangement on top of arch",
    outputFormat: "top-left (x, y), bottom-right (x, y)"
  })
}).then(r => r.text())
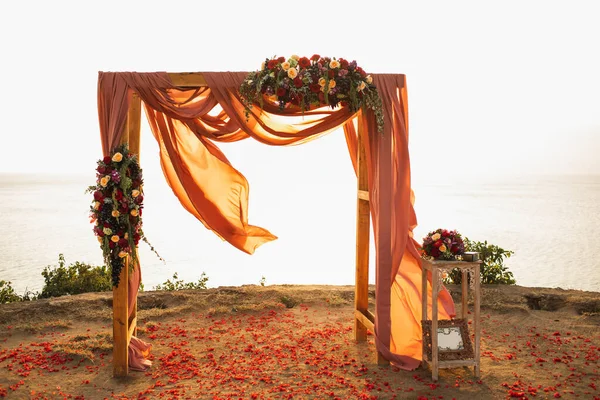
top-left (239, 55), bottom-right (384, 133)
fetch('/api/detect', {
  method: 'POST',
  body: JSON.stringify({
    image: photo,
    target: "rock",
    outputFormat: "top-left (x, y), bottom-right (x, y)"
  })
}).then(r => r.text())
top-left (523, 293), bottom-right (566, 311)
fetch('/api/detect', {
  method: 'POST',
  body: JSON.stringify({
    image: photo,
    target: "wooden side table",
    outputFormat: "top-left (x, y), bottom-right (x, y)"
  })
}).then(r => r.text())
top-left (421, 259), bottom-right (482, 381)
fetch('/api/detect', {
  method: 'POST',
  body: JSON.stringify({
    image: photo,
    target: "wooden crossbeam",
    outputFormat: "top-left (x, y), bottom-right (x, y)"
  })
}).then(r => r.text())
top-left (168, 72), bottom-right (208, 87)
top-left (354, 309), bottom-right (374, 332)
top-left (127, 316), bottom-right (137, 345)
top-left (357, 189), bottom-right (369, 202)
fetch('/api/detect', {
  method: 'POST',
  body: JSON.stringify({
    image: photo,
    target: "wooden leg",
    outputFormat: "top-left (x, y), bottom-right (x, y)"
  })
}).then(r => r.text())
top-left (461, 270), bottom-right (468, 318)
top-left (474, 264), bottom-right (481, 379)
top-left (431, 268), bottom-right (439, 382)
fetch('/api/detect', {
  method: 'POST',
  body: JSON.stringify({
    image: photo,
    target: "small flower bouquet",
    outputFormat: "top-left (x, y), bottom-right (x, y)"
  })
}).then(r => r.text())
top-left (86, 144), bottom-right (162, 287)
top-left (421, 229), bottom-right (465, 261)
top-left (239, 55), bottom-right (384, 133)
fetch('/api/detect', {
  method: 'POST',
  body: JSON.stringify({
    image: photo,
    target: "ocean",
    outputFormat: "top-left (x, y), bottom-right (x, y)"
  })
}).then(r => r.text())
top-left (1, 169), bottom-right (599, 295)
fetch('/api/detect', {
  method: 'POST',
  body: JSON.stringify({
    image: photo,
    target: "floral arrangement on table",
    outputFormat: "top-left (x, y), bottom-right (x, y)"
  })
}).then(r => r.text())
top-left (421, 229), bottom-right (465, 261)
top-left (86, 144), bottom-right (162, 287)
top-left (239, 55), bottom-right (385, 133)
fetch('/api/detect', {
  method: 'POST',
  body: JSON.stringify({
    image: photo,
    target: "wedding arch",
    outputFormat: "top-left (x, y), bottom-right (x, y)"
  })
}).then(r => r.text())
top-left (96, 68), bottom-right (455, 377)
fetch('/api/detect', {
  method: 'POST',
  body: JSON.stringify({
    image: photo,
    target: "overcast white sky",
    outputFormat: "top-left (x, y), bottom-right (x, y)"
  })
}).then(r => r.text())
top-left (0, 0), bottom-right (598, 181)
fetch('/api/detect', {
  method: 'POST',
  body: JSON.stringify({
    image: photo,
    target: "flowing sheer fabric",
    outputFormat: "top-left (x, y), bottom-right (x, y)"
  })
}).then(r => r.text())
top-left (97, 71), bottom-right (455, 371)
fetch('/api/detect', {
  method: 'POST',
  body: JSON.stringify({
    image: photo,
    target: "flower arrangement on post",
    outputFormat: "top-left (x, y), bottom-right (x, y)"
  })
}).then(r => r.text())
top-left (86, 144), bottom-right (162, 287)
top-left (421, 229), bottom-right (465, 261)
top-left (239, 55), bottom-right (385, 133)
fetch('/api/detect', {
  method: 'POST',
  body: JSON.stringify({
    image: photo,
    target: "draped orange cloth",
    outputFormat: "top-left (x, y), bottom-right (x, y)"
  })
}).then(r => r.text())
top-left (97, 71), bottom-right (455, 371)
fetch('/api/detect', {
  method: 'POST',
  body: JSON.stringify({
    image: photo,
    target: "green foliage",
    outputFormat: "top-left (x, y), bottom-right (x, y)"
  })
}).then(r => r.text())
top-left (444, 238), bottom-right (516, 285)
top-left (259, 276), bottom-right (266, 287)
top-left (0, 280), bottom-right (22, 304)
top-left (153, 272), bottom-right (208, 291)
top-left (39, 254), bottom-right (112, 299)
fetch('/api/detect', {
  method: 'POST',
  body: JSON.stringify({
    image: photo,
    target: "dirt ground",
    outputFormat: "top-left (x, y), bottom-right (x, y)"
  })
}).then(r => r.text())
top-left (0, 284), bottom-right (599, 399)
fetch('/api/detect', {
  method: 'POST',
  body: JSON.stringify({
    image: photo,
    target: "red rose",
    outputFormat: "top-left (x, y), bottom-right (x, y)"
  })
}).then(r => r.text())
top-left (434, 240), bottom-right (443, 248)
top-left (299, 57), bottom-right (310, 68)
top-left (97, 165), bottom-right (106, 174)
top-left (442, 229), bottom-right (449, 237)
top-left (108, 241), bottom-right (115, 249)
top-left (118, 238), bottom-right (129, 248)
top-left (340, 59), bottom-right (349, 69)
top-left (135, 195), bottom-right (144, 204)
top-left (430, 247), bottom-right (440, 258)
top-left (309, 84), bottom-right (321, 93)
top-left (138, 208), bottom-right (142, 216)
top-left (93, 191), bottom-right (104, 201)
top-left (267, 60), bottom-right (278, 70)
top-left (328, 70), bottom-right (335, 79)
top-left (293, 77), bottom-right (303, 88)
top-left (103, 156), bottom-right (111, 164)
top-left (115, 189), bottom-right (123, 201)
top-left (277, 56), bottom-right (285, 63)
top-left (311, 54), bottom-right (320, 61)
top-left (318, 92), bottom-right (325, 103)
top-left (451, 245), bottom-right (459, 253)
top-left (356, 67), bottom-right (367, 77)
top-left (276, 87), bottom-right (286, 97)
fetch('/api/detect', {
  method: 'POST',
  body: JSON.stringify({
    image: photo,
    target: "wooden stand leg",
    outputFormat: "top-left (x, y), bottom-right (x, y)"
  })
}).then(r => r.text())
top-left (461, 270), bottom-right (468, 318)
top-left (431, 269), bottom-right (439, 382)
top-left (474, 265), bottom-right (481, 378)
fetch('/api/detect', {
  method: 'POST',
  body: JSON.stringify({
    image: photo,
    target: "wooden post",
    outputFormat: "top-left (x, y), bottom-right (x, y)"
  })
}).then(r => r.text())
top-left (112, 255), bottom-right (129, 377)
top-left (112, 91), bottom-right (142, 377)
top-left (127, 92), bottom-right (141, 339)
top-left (355, 111), bottom-right (370, 343)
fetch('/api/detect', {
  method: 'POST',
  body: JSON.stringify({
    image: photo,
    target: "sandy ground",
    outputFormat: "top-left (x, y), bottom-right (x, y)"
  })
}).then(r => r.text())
top-left (0, 284), bottom-right (599, 399)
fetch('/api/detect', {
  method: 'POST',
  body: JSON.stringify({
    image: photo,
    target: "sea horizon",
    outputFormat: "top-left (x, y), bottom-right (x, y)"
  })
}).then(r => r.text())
top-left (1, 171), bottom-right (599, 295)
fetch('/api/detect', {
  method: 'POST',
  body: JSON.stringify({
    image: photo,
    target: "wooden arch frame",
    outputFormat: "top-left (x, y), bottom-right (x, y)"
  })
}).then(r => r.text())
top-left (112, 72), bottom-right (386, 377)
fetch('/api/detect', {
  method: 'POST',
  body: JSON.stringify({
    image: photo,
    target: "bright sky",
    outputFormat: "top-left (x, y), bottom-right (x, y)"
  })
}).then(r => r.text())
top-left (1, 0), bottom-right (599, 180)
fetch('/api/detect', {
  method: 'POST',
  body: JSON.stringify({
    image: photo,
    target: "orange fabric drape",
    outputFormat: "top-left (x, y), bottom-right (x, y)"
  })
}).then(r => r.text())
top-left (97, 70), bottom-right (456, 371)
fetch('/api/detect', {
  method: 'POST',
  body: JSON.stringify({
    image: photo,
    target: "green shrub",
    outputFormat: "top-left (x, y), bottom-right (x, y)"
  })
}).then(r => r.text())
top-left (153, 272), bottom-right (208, 291)
top-left (444, 238), bottom-right (516, 285)
top-left (39, 254), bottom-right (113, 298)
top-left (0, 280), bottom-right (22, 304)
